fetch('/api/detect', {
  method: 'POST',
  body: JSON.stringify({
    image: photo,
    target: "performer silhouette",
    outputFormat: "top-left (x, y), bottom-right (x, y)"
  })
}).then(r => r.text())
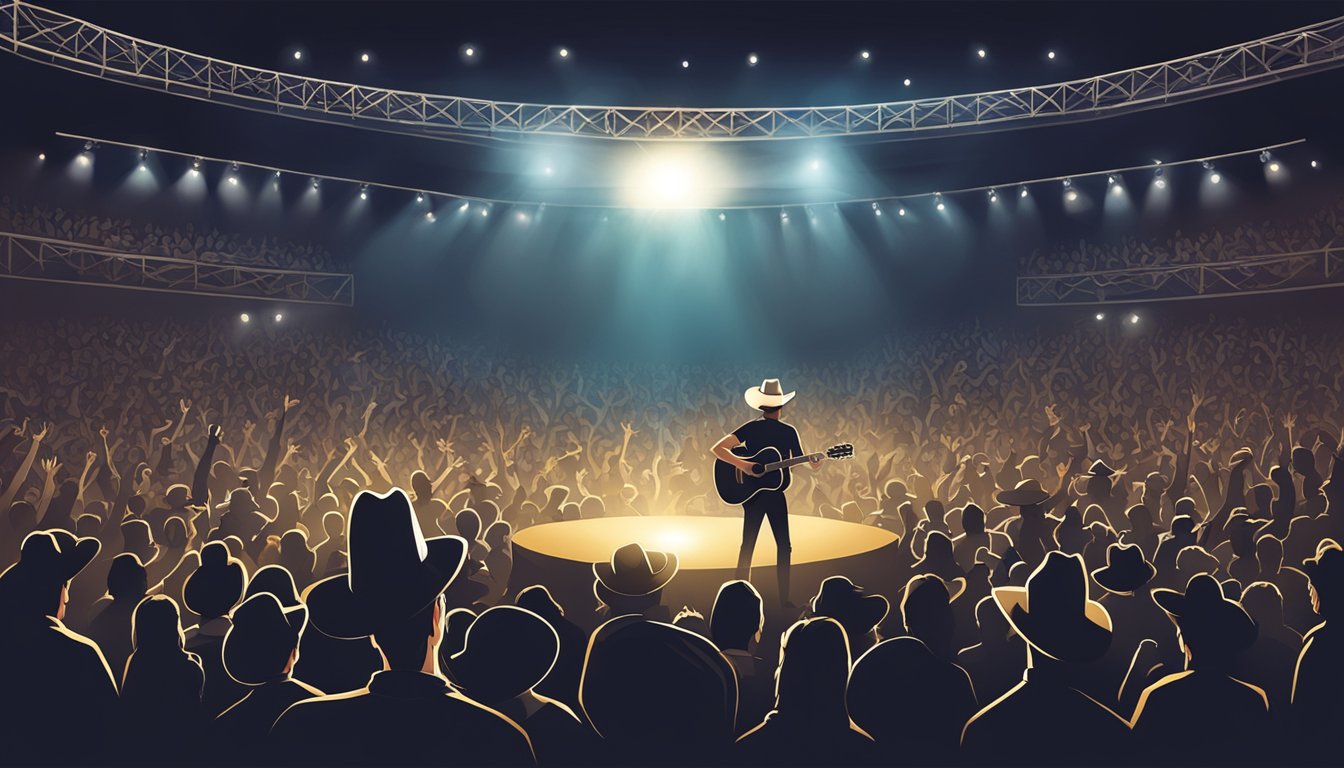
top-left (712, 378), bottom-right (821, 608)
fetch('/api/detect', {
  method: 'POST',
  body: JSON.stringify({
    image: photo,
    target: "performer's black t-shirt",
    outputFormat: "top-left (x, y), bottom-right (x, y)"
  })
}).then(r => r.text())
top-left (733, 418), bottom-right (805, 490)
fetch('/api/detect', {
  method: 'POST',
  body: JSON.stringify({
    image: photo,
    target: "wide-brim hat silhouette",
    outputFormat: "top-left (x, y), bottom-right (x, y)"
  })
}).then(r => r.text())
top-left (994, 551), bottom-right (1112, 663)
top-left (904, 572), bottom-right (967, 605)
top-left (1092, 543), bottom-right (1157, 594)
top-left (245, 564), bottom-right (302, 607)
top-left (184, 540), bottom-right (247, 617)
top-left (996, 479), bottom-right (1050, 507)
top-left (811, 576), bottom-right (890, 636)
top-left (223, 592), bottom-right (308, 685)
top-left (1087, 461), bottom-right (1117, 478)
top-left (744, 378), bottom-right (796, 410)
top-left (305, 488), bottom-right (466, 640)
top-left (450, 605), bottom-right (559, 702)
top-left (593, 542), bottom-right (679, 597)
top-left (0, 529), bottom-right (101, 587)
top-left (1152, 573), bottom-right (1257, 653)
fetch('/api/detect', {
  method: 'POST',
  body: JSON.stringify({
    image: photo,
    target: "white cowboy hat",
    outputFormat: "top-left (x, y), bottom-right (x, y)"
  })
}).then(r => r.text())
top-left (744, 378), bottom-right (796, 410)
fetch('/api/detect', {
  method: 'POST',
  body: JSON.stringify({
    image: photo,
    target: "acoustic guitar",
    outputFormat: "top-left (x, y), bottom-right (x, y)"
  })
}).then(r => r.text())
top-left (714, 443), bottom-right (855, 505)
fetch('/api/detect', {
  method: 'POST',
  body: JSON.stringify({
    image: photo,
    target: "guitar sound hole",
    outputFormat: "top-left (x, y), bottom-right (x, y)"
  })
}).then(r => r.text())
top-left (752, 464), bottom-right (765, 475)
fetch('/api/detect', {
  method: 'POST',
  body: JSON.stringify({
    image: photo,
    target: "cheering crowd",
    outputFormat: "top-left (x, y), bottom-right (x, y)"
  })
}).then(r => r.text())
top-left (0, 306), bottom-right (1342, 765)
top-left (0, 195), bottom-right (342, 273)
top-left (1021, 187), bottom-right (1344, 275)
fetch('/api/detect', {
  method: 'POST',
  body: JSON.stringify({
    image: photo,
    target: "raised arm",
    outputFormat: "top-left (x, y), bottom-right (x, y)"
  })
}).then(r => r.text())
top-left (189, 424), bottom-right (222, 507)
top-left (0, 422), bottom-right (48, 512)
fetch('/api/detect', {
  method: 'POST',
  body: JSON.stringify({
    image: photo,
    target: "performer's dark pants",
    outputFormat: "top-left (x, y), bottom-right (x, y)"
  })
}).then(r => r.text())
top-left (736, 490), bottom-right (792, 605)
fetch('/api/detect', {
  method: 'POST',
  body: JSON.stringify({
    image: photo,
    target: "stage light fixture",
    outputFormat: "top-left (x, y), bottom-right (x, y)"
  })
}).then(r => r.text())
top-left (274, 313), bottom-right (283, 323)
top-left (361, 52), bottom-right (370, 63)
top-left (977, 49), bottom-right (987, 58)
top-left (227, 175), bottom-right (238, 185)
top-left (1129, 313), bottom-right (1140, 325)
top-left (416, 193), bottom-right (425, 203)
top-left (359, 184), bottom-right (368, 200)
top-left (1019, 186), bottom-right (1029, 198)
top-left (1095, 312), bottom-right (1105, 321)
top-left (1210, 172), bottom-right (1222, 184)
top-left (481, 208), bottom-right (489, 217)
top-left (465, 47), bottom-right (475, 57)
top-left (460, 201), bottom-right (470, 212)
top-left (681, 60), bottom-right (689, 68)
top-left (719, 212), bottom-right (726, 221)
top-left (1107, 175), bottom-right (1116, 185)
top-left (37, 152), bottom-right (45, 161)
top-left (936, 198), bottom-right (945, 211)
top-left (559, 48), bottom-right (569, 58)
top-left (860, 50), bottom-right (870, 60)
top-left (240, 313), bottom-right (251, 323)
top-left (1311, 160), bottom-right (1319, 168)
top-left (230, 162), bottom-right (240, 173)
top-left (1201, 161), bottom-right (1213, 170)
top-left (1154, 179), bottom-right (1167, 189)
top-left (903, 78), bottom-right (911, 86)
top-left (1066, 190), bottom-right (1078, 202)
top-left (748, 53), bottom-right (758, 66)
top-left (1259, 151), bottom-right (1270, 164)
top-left (898, 207), bottom-right (906, 216)
top-left (1268, 161), bottom-right (1281, 173)
top-left (1048, 50), bottom-right (1057, 60)
top-left (425, 210), bottom-right (435, 222)
top-left (1062, 178), bottom-right (1072, 188)
top-left (293, 50), bottom-right (302, 61)
top-left (192, 158), bottom-right (202, 170)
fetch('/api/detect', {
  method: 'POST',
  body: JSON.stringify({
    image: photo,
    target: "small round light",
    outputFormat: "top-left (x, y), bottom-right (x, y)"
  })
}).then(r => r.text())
top-left (1129, 313), bottom-right (1140, 325)
top-left (227, 176), bottom-right (238, 185)
top-left (681, 59), bottom-right (689, 69)
top-left (1210, 172), bottom-right (1221, 185)
top-left (903, 78), bottom-right (911, 86)
top-left (719, 212), bottom-right (726, 221)
top-left (1268, 161), bottom-right (1281, 173)
top-left (38, 152), bottom-right (46, 161)
top-left (311, 177), bottom-right (319, 188)
top-left (1113, 185), bottom-right (1124, 195)
top-left (898, 207), bottom-right (906, 216)
top-left (240, 313), bottom-right (251, 323)
top-left (1020, 187), bottom-right (1029, 198)
top-left (459, 202), bottom-right (470, 212)
top-left (293, 50), bottom-right (302, 61)
top-left (360, 52), bottom-right (370, 63)
top-left (559, 48), bottom-right (569, 59)
top-left (1155, 179), bottom-right (1167, 189)
top-left (936, 202), bottom-right (945, 211)
top-left (416, 193), bottom-right (424, 203)
top-left (464, 47), bottom-right (475, 57)
top-left (1311, 160), bottom-right (1319, 168)
top-left (274, 313), bottom-right (283, 323)
top-left (977, 49), bottom-right (987, 58)
top-left (481, 208), bottom-right (489, 217)
top-left (1095, 312), bottom-right (1105, 321)
top-left (860, 50), bottom-right (870, 60)
top-left (1048, 50), bottom-right (1056, 60)
top-left (1065, 190), bottom-right (1078, 202)
top-left (426, 211), bottom-right (435, 221)
top-left (748, 53), bottom-right (758, 66)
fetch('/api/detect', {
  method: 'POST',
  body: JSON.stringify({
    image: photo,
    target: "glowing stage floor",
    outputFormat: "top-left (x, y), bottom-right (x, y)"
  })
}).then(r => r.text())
top-left (509, 515), bottom-right (900, 625)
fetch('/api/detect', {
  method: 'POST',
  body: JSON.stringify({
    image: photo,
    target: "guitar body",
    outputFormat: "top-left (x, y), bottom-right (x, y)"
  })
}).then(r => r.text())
top-left (715, 446), bottom-right (788, 506)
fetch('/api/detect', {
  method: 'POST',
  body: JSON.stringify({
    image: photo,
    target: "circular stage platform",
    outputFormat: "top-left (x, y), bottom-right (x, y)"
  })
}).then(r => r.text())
top-left (510, 516), bottom-right (900, 628)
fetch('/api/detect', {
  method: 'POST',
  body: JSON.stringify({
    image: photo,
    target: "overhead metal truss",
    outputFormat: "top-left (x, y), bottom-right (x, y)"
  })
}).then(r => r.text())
top-left (1016, 246), bottom-right (1344, 306)
top-left (0, 231), bottom-right (355, 306)
top-left (3, 2), bottom-right (1343, 142)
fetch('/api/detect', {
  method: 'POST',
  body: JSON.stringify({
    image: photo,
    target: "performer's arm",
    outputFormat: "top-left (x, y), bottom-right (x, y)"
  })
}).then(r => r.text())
top-left (712, 434), bottom-right (759, 476)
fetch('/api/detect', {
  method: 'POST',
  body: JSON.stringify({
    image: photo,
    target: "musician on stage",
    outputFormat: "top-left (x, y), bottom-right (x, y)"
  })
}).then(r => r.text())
top-left (711, 378), bottom-right (822, 608)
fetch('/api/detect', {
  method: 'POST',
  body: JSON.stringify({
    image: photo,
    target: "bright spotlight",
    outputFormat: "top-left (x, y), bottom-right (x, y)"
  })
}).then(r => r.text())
top-left (977, 49), bottom-right (987, 58)
top-left (192, 158), bottom-right (202, 170)
top-left (1268, 161), bottom-right (1281, 173)
top-left (681, 60), bottom-right (690, 68)
top-left (718, 212), bottom-right (726, 221)
top-left (936, 202), bottom-right (946, 211)
top-left (37, 152), bottom-right (45, 161)
top-left (1107, 175), bottom-right (1116, 186)
top-left (1065, 190), bottom-right (1078, 202)
top-left (1129, 313), bottom-right (1140, 325)
top-left (464, 47), bottom-right (475, 57)
top-left (310, 177), bottom-right (320, 189)
top-left (359, 185), bottom-right (368, 200)
top-left (1311, 160), bottom-right (1319, 168)
top-left (1210, 172), bottom-right (1222, 185)
top-left (274, 313), bottom-right (284, 323)
top-left (623, 147), bottom-right (719, 209)
top-left (227, 175), bottom-right (238, 185)
top-left (361, 52), bottom-right (370, 63)
top-left (293, 50), bottom-right (302, 61)
top-left (77, 153), bottom-right (91, 166)
top-left (860, 50), bottom-right (870, 60)
top-left (809, 158), bottom-right (821, 172)
top-left (425, 211), bottom-right (435, 222)
top-left (559, 47), bottom-right (569, 58)
top-left (1019, 186), bottom-right (1029, 198)
top-left (748, 53), bottom-right (758, 66)
top-left (481, 208), bottom-right (489, 217)
top-left (240, 313), bottom-right (251, 324)
top-left (903, 78), bottom-right (911, 86)
top-left (1095, 312), bottom-right (1105, 321)
top-left (1048, 50), bottom-right (1056, 60)
top-left (1154, 179), bottom-right (1167, 189)
top-left (516, 211), bottom-right (528, 222)
top-left (1112, 184), bottom-right (1124, 195)
top-left (897, 207), bottom-right (906, 216)
top-left (459, 201), bottom-right (470, 212)
top-left (416, 193), bottom-right (425, 203)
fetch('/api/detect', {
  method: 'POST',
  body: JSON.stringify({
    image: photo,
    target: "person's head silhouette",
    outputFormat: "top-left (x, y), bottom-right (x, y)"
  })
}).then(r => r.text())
top-left (773, 617), bottom-right (852, 725)
top-left (1153, 573), bottom-right (1258, 671)
top-left (107, 552), bottom-right (148, 602)
top-left (184, 541), bottom-right (246, 621)
top-left (449, 605), bottom-right (558, 705)
top-left (592, 542), bottom-right (679, 617)
top-left (1303, 540), bottom-right (1344, 621)
top-left (132, 594), bottom-right (188, 654)
top-left (223, 592), bottom-right (307, 685)
top-left (710, 579), bottom-right (764, 652)
top-left (901, 574), bottom-right (964, 659)
top-left (994, 550), bottom-right (1112, 664)
top-left (0, 529), bottom-right (100, 619)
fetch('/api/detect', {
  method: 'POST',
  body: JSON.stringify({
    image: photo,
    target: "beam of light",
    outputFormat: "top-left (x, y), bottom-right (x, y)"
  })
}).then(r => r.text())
top-left (622, 146), bottom-right (723, 209)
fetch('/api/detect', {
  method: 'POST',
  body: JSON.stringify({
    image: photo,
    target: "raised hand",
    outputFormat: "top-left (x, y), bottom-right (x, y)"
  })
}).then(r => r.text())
top-left (179, 398), bottom-right (192, 415)
top-left (39, 457), bottom-right (61, 480)
top-left (208, 423), bottom-right (222, 441)
top-left (12, 417), bottom-right (28, 437)
top-left (33, 422), bottom-right (50, 443)
top-left (284, 394), bottom-right (301, 412)
top-left (98, 425), bottom-right (109, 440)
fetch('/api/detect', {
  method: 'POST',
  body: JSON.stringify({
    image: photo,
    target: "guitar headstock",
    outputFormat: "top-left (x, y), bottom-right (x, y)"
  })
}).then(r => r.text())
top-left (826, 443), bottom-right (855, 460)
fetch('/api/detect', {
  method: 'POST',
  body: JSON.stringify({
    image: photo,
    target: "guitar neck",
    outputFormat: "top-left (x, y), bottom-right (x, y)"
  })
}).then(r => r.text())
top-left (763, 452), bottom-right (825, 473)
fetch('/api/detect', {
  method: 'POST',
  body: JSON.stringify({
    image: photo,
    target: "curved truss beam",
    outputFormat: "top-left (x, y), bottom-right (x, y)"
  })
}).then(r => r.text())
top-left (1016, 246), bottom-right (1344, 306)
top-left (0, 231), bottom-right (354, 305)
top-left (3, 2), bottom-right (1343, 142)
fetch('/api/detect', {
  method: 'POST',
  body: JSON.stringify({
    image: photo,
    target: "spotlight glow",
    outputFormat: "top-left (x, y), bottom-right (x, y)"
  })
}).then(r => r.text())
top-left (1268, 162), bottom-right (1281, 173)
top-left (623, 147), bottom-right (720, 209)
top-left (681, 60), bottom-right (689, 68)
top-left (748, 53), bottom-right (758, 65)
top-left (1154, 179), bottom-right (1167, 189)
top-left (1210, 172), bottom-right (1221, 184)
top-left (1129, 313), bottom-right (1140, 325)
top-left (227, 176), bottom-right (238, 185)
top-left (936, 202), bottom-right (945, 211)
top-left (77, 153), bottom-right (91, 166)
top-left (977, 49), bottom-right (987, 58)
top-left (293, 50), bottom-right (302, 60)
top-left (274, 313), bottom-right (283, 323)
top-left (1311, 160), bottom-right (1319, 168)
top-left (897, 207), bottom-right (906, 216)
top-left (1065, 190), bottom-right (1078, 202)
top-left (416, 193), bottom-right (425, 203)
top-left (481, 208), bottom-right (489, 217)
top-left (809, 158), bottom-right (821, 172)
top-left (37, 152), bottom-right (45, 161)
top-left (903, 78), bottom-right (911, 86)
top-left (719, 212), bottom-right (726, 221)
top-left (1048, 50), bottom-right (1056, 59)
top-left (860, 50), bottom-right (870, 60)
top-left (240, 313), bottom-right (251, 324)
top-left (465, 47), bottom-right (475, 57)
top-left (1095, 312), bottom-right (1105, 321)
top-left (460, 202), bottom-right (470, 212)
top-left (1020, 186), bottom-right (1029, 198)
top-left (559, 48), bottom-right (569, 58)
top-left (426, 211), bottom-right (435, 221)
